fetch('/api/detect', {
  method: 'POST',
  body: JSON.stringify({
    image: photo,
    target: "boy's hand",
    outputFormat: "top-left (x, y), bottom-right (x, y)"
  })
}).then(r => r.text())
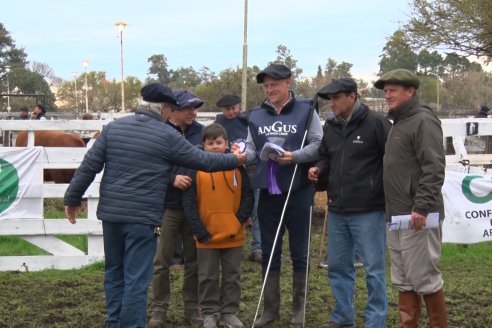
top-left (233, 151), bottom-right (247, 166)
top-left (174, 175), bottom-right (192, 190)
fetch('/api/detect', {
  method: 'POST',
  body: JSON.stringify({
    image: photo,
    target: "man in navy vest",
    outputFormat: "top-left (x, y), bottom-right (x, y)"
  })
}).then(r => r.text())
top-left (240, 64), bottom-right (322, 326)
top-left (215, 94), bottom-right (262, 264)
top-left (149, 90), bottom-right (205, 328)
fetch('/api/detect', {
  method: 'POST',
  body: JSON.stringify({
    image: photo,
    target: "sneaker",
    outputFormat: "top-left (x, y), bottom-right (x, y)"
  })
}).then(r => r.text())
top-left (203, 313), bottom-right (220, 328)
top-left (354, 259), bottom-right (363, 268)
top-left (318, 261), bottom-right (328, 268)
top-left (220, 314), bottom-right (244, 328)
top-left (148, 311), bottom-right (166, 328)
top-left (248, 251), bottom-right (262, 263)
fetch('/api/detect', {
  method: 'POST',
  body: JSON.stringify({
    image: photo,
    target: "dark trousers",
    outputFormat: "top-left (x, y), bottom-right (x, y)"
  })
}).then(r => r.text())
top-left (257, 184), bottom-right (314, 273)
top-left (197, 247), bottom-right (243, 316)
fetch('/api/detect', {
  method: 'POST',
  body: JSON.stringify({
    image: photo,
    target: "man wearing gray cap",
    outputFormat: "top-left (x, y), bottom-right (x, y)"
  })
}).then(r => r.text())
top-left (308, 78), bottom-right (390, 328)
top-left (241, 63), bottom-right (322, 326)
top-left (374, 69), bottom-right (448, 327)
top-left (64, 83), bottom-right (246, 328)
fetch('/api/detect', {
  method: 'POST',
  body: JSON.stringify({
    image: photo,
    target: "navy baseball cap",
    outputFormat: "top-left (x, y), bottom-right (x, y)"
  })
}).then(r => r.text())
top-left (141, 83), bottom-right (178, 106)
top-left (174, 90), bottom-right (204, 110)
top-left (256, 64), bottom-right (292, 83)
top-left (317, 78), bottom-right (358, 99)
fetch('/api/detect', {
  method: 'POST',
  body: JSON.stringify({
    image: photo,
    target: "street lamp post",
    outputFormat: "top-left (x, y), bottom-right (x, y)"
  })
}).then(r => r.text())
top-left (115, 21), bottom-right (127, 112)
top-left (82, 60), bottom-right (90, 113)
top-left (73, 72), bottom-right (78, 113)
top-left (5, 65), bottom-right (11, 113)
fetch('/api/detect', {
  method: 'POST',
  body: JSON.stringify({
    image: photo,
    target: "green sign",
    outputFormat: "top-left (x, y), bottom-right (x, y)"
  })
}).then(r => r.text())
top-left (0, 158), bottom-right (19, 213)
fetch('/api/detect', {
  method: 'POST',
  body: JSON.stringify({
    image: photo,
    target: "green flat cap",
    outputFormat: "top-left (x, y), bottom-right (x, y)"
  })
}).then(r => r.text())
top-left (374, 69), bottom-right (420, 90)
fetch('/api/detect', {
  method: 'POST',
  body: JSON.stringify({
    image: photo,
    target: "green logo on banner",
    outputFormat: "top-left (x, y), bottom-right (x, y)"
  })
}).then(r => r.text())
top-left (0, 158), bottom-right (19, 213)
top-left (462, 175), bottom-right (492, 204)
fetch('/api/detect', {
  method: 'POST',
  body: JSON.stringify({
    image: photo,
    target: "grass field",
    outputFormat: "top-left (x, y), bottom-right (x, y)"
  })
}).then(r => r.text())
top-left (0, 198), bottom-right (491, 327)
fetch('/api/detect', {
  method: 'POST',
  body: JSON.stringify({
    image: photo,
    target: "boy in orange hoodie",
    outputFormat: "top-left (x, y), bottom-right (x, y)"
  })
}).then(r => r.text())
top-left (183, 123), bottom-right (254, 328)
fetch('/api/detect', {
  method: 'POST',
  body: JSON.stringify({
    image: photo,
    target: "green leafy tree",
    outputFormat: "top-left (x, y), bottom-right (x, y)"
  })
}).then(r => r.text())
top-left (379, 30), bottom-right (418, 75)
top-left (270, 44), bottom-right (303, 80)
top-left (404, 0), bottom-right (492, 59)
top-left (147, 54), bottom-right (172, 84)
top-left (8, 67), bottom-right (56, 111)
top-left (170, 66), bottom-right (202, 89)
top-left (0, 23), bottom-right (28, 73)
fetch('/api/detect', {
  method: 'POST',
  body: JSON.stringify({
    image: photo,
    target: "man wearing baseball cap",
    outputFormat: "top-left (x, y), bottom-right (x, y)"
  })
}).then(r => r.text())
top-left (309, 78), bottom-right (390, 328)
top-left (375, 69), bottom-right (448, 327)
top-left (149, 89), bottom-right (206, 328)
top-left (241, 63), bottom-right (323, 326)
top-left (64, 83), bottom-right (246, 328)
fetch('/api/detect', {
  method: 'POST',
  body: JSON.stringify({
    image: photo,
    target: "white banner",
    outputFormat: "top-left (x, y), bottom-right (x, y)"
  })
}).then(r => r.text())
top-left (0, 147), bottom-right (43, 219)
top-left (442, 170), bottom-right (492, 244)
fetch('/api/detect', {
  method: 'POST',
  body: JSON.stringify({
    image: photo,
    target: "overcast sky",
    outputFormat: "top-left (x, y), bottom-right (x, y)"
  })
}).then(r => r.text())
top-left (2, 0), bottom-right (411, 82)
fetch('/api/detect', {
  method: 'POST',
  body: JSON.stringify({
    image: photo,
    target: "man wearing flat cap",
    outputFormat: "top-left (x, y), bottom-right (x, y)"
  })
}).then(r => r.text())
top-left (214, 94), bottom-right (263, 264)
top-left (308, 78), bottom-right (390, 328)
top-left (149, 89), bottom-right (207, 327)
top-left (239, 63), bottom-right (322, 326)
top-left (375, 69), bottom-right (448, 327)
top-left (64, 83), bottom-right (246, 328)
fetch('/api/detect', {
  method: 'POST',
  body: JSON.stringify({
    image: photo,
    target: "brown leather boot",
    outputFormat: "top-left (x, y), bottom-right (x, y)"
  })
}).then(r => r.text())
top-left (399, 291), bottom-right (421, 328)
top-left (423, 289), bottom-right (448, 328)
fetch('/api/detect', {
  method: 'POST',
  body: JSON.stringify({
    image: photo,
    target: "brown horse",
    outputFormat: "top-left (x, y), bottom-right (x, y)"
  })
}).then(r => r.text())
top-left (15, 131), bottom-right (86, 183)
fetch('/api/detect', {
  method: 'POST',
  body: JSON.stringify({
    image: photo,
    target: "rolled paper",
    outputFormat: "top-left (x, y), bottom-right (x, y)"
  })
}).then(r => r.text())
top-left (267, 160), bottom-right (282, 195)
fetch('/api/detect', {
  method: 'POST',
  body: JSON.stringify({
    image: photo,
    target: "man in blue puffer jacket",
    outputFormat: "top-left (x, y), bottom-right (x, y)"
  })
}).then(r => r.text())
top-left (64, 83), bottom-right (245, 328)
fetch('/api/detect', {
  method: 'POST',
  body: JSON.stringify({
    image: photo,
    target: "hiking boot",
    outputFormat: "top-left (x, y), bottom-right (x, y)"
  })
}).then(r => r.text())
top-left (248, 251), bottom-right (262, 263)
top-left (203, 313), bottom-right (220, 328)
top-left (185, 309), bottom-right (204, 325)
top-left (220, 314), bottom-right (244, 328)
top-left (148, 311), bottom-right (167, 328)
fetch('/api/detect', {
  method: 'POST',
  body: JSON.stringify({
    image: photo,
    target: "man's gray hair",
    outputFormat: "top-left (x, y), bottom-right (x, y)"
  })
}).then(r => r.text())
top-left (138, 99), bottom-right (163, 115)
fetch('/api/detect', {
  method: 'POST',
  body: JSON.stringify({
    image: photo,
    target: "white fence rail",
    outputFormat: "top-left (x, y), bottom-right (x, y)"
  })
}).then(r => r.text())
top-left (0, 117), bottom-right (492, 271)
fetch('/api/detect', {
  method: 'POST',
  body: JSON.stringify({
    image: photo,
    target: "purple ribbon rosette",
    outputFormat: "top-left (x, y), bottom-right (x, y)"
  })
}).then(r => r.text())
top-left (260, 142), bottom-right (285, 195)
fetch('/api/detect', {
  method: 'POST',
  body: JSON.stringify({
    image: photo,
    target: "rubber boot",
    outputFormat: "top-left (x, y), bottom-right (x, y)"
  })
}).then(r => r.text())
top-left (399, 291), bottom-right (421, 328)
top-left (254, 271), bottom-right (280, 327)
top-left (423, 289), bottom-right (448, 328)
top-left (290, 271), bottom-right (307, 325)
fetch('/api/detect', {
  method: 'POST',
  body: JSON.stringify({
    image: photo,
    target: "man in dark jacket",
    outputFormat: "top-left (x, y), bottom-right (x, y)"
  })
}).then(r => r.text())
top-left (375, 69), bottom-right (448, 328)
top-left (308, 78), bottom-right (390, 328)
top-left (242, 64), bottom-right (322, 327)
top-left (64, 83), bottom-right (245, 328)
top-left (149, 90), bottom-right (206, 327)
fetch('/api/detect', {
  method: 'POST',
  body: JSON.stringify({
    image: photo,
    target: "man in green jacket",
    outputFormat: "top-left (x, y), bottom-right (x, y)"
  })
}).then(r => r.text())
top-left (375, 69), bottom-right (448, 328)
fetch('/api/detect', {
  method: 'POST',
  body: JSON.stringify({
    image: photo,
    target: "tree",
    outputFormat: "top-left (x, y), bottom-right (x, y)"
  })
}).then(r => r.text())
top-left (169, 66), bottom-right (202, 89)
top-left (0, 23), bottom-right (28, 75)
top-left (31, 61), bottom-right (62, 87)
top-left (147, 54), bottom-right (172, 84)
top-left (270, 44), bottom-right (303, 80)
top-left (379, 30), bottom-right (418, 75)
top-left (404, 0), bottom-right (492, 59)
top-left (8, 67), bottom-right (57, 111)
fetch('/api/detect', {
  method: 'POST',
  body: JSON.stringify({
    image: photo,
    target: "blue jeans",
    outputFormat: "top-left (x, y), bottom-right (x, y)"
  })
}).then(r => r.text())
top-left (251, 189), bottom-right (262, 253)
top-left (103, 222), bottom-right (157, 328)
top-left (327, 211), bottom-right (387, 327)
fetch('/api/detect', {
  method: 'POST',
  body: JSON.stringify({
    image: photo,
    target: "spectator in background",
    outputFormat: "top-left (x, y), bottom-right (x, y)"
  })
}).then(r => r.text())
top-left (32, 103), bottom-right (47, 120)
top-left (64, 83), bottom-right (246, 328)
top-left (149, 90), bottom-right (206, 328)
top-left (375, 69), bottom-right (448, 328)
top-left (474, 105), bottom-right (490, 118)
top-left (19, 106), bottom-right (29, 120)
top-left (215, 94), bottom-right (262, 263)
